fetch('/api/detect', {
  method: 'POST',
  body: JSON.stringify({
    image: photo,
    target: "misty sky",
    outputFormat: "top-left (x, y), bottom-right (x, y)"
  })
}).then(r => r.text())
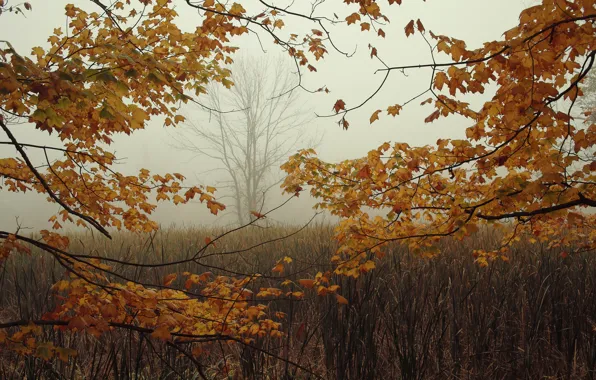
top-left (0, 0), bottom-right (532, 232)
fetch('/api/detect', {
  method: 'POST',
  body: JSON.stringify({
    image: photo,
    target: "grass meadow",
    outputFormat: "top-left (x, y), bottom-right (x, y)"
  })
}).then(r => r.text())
top-left (1, 224), bottom-right (595, 379)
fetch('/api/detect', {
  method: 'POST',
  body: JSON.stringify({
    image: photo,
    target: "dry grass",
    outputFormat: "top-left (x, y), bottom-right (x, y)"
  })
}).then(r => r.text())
top-left (1, 224), bottom-right (595, 379)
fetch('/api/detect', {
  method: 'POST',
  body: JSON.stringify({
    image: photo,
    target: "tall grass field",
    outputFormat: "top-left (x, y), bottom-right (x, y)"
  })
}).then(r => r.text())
top-left (1, 225), bottom-right (595, 379)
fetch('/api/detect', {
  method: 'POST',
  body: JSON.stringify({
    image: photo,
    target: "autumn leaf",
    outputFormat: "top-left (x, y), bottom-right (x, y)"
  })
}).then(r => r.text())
top-left (370, 46), bottom-right (378, 58)
top-left (370, 109), bottom-right (382, 124)
top-left (336, 294), bottom-right (349, 305)
top-left (68, 317), bottom-right (87, 331)
top-left (357, 165), bottom-right (371, 179)
top-left (434, 72), bottom-right (448, 90)
top-left (404, 20), bottom-right (415, 37)
top-left (416, 19), bottom-right (425, 33)
top-left (341, 118), bottom-right (350, 130)
top-left (251, 210), bottom-right (266, 219)
top-left (387, 104), bottom-right (402, 116)
top-left (151, 326), bottom-right (171, 341)
top-left (163, 273), bottom-right (177, 286)
top-left (298, 279), bottom-right (315, 289)
top-left (272, 262), bottom-right (284, 273)
top-left (229, 3), bottom-right (246, 15)
top-left (346, 13), bottom-right (360, 25)
top-left (333, 99), bottom-right (346, 113)
top-left (274, 19), bottom-right (285, 29)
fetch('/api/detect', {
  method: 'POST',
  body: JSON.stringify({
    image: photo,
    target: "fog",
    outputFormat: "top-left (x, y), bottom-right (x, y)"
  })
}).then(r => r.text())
top-left (0, 0), bottom-right (530, 232)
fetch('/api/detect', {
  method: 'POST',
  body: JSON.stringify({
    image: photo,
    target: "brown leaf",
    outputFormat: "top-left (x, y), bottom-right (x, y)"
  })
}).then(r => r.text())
top-left (333, 99), bottom-right (346, 113)
top-left (404, 20), bottom-right (415, 37)
top-left (251, 210), bottom-right (266, 219)
top-left (416, 19), bottom-right (425, 33)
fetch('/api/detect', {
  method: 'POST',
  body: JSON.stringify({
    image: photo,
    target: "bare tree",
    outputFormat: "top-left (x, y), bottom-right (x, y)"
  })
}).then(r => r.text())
top-left (579, 70), bottom-right (596, 123)
top-left (174, 56), bottom-right (315, 225)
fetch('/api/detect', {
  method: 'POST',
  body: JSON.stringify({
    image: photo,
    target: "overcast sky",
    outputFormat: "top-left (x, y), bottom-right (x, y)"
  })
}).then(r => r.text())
top-left (0, 0), bottom-right (532, 232)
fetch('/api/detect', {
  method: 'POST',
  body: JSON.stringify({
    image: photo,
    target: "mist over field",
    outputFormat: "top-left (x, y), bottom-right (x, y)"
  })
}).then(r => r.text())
top-left (0, 0), bottom-right (529, 232)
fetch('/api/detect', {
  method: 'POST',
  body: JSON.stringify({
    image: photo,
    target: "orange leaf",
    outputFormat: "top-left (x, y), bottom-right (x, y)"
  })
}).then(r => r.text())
top-left (68, 316), bottom-right (87, 331)
top-left (370, 109), bottom-right (381, 124)
top-left (151, 325), bottom-right (171, 341)
top-left (434, 72), bottom-right (448, 90)
top-left (163, 273), bottom-right (177, 286)
top-left (357, 165), bottom-right (371, 179)
top-left (345, 13), bottom-right (360, 25)
top-left (298, 279), bottom-right (315, 289)
top-left (387, 104), bottom-right (402, 116)
top-left (336, 294), bottom-right (349, 305)
top-left (272, 262), bottom-right (284, 273)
